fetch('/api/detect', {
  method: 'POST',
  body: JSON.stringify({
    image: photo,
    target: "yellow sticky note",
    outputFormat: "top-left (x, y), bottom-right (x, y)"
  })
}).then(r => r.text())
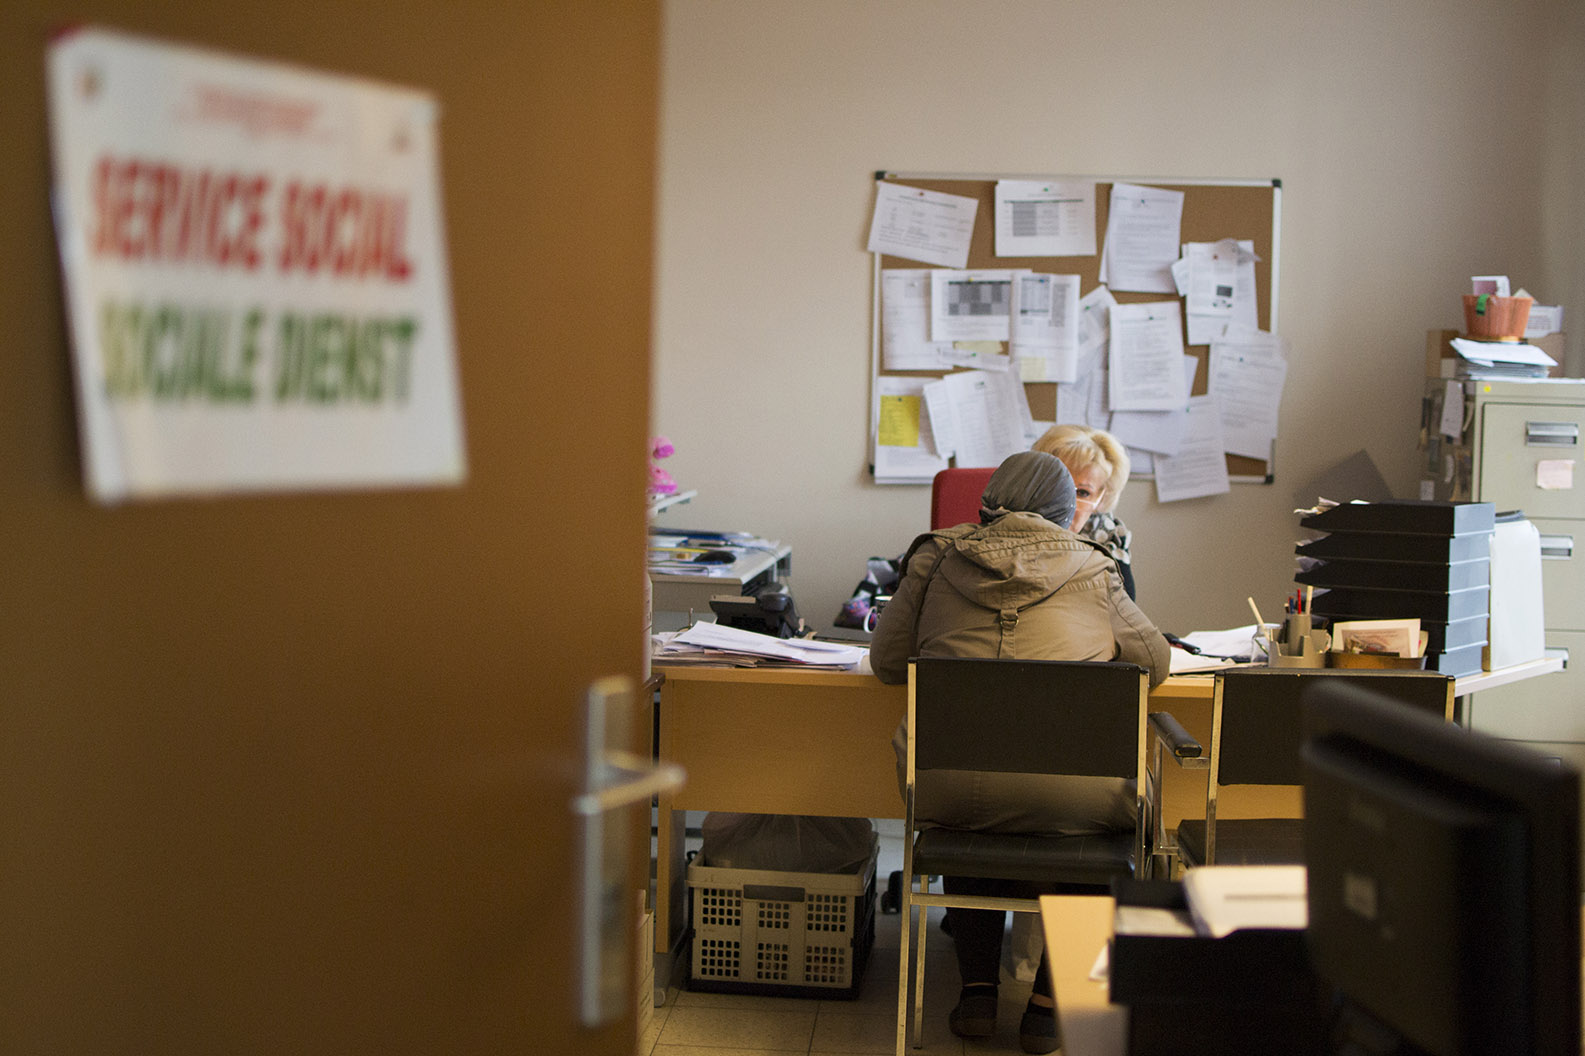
top-left (879, 394), bottom-right (921, 447)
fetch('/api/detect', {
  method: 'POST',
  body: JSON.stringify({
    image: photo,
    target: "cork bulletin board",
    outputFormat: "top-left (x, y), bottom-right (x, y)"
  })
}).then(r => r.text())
top-left (869, 171), bottom-right (1282, 482)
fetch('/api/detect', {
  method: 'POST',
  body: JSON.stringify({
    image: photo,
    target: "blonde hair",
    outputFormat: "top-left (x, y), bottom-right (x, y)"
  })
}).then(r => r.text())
top-left (1031, 424), bottom-right (1130, 513)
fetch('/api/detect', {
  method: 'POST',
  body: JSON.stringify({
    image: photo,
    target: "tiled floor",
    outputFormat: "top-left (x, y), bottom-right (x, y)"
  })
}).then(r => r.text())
top-left (642, 822), bottom-right (1045, 1056)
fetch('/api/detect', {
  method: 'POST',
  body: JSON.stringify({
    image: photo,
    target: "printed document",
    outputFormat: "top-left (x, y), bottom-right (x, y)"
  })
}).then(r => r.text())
top-left (1010, 272), bottom-right (1080, 381)
top-left (1185, 239), bottom-right (1260, 345)
top-left (924, 369), bottom-right (1030, 468)
top-left (1191, 237), bottom-right (1261, 340)
top-left (1209, 324), bottom-right (1289, 460)
top-left (994, 179), bottom-right (1097, 257)
top-left (867, 182), bottom-right (978, 268)
top-left (1111, 355), bottom-right (1198, 456)
top-left (1076, 284), bottom-right (1117, 362)
top-left (1109, 301), bottom-right (1188, 412)
top-left (930, 269), bottom-right (1018, 342)
top-left (874, 374), bottom-right (949, 483)
top-left (1153, 395), bottom-right (1231, 502)
top-left (882, 268), bottom-right (956, 370)
top-left (1054, 356), bottom-right (1108, 431)
top-left (1099, 183), bottom-right (1184, 293)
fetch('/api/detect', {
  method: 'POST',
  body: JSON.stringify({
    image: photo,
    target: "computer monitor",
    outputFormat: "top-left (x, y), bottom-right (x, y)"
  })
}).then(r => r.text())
top-left (1300, 681), bottom-right (1580, 1056)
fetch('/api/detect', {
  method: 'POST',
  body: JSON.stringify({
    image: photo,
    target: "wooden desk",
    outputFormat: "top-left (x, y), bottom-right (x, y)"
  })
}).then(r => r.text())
top-left (653, 665), bottom-right (903, 952)
top-left (652, 658), bottom-right (1565, 957)
top-left (1038, 895), bottom-right (1126, 1056)
top-left (651, 666), bottom-right (1212, 956)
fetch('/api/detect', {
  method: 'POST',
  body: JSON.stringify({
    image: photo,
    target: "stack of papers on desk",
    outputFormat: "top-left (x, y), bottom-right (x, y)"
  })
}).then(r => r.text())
top-left (1450, 337), bottom-right (1556, 379)
top-left (653, 622), bottom-right (868, 670)
top-left (1169, 624), bottom-right (1265, 670)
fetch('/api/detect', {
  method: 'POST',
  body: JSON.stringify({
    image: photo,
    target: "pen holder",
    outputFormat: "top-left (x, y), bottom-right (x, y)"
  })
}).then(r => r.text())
top-left (1266, 616), bottom-right (1331, 669)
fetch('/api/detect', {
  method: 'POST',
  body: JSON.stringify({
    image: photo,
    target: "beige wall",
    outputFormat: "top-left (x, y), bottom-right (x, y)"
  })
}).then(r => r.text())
top-left (655, 0), bottom-right (1582, 635)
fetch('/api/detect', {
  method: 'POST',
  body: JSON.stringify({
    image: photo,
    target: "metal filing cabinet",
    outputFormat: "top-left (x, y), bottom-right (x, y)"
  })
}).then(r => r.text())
top-left (1421, 378), bottom-right (1585, 758)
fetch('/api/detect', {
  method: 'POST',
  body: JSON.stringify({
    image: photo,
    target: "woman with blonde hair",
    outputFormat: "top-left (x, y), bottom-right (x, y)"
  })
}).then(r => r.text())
top-left (1031, 424), bottom-right (1136, 598)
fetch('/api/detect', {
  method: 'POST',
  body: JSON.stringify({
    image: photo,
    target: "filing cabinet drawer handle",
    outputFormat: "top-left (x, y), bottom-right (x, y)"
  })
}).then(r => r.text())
top-left (1524, 421), bottom-right (1579, 447)
top-left (1539, 534), bottom-right (1574, 560)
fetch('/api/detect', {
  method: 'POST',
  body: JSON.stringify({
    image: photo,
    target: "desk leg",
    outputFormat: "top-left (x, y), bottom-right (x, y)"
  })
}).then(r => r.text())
top-left (654, 793), bottom-right (687, 991)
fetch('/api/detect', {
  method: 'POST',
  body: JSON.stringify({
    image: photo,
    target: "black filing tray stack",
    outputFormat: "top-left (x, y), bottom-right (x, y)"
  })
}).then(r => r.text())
top-left (1295, 499), bottom-right (1495, 677)
top-left (1109, 880), bottom-right (1324, 1055)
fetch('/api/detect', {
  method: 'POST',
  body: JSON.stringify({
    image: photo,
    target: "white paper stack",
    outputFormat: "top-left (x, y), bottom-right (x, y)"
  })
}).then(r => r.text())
top-left (1181, 865), bottom-right (1307, 938)
top-left (1450, 338), bottom-right (1555, 379)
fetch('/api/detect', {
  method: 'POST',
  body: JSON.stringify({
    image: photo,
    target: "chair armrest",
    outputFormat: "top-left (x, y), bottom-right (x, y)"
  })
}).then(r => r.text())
top-left (1148, 711), bottom-right (1203, 761)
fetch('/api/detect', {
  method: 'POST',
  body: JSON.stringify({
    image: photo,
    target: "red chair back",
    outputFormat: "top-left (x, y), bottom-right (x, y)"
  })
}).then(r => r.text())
top-left (929, 467), bottom-right (997, 529)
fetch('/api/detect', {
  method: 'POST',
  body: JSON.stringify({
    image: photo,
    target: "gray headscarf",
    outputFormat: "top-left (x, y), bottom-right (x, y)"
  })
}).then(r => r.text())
top-left (978, 450), bottom-right (1077, 528)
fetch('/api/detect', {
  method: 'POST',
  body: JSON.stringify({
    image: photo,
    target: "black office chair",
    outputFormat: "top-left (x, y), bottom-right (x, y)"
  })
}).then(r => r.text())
top-left (896, 657), bottom-right (1176, 1054)
top-left (1170, 668), bottom-right (1455, 870)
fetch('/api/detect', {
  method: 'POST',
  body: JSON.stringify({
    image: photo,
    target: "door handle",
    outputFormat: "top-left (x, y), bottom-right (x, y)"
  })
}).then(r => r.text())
top-left (573, 751), bottom-right (685, 817)
top-left (574, 675), bottom-right (685, 1027)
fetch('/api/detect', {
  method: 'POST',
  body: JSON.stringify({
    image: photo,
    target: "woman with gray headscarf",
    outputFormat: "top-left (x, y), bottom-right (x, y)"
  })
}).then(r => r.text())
top-left (871, 450), bottom-right (1167, 686)
top-left (869, 450), bottom-right (1169, 1053)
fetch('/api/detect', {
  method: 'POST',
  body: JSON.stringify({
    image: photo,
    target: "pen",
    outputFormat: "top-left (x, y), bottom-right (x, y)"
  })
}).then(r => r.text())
top-left (1247, 596), bottom-right (1266, 629)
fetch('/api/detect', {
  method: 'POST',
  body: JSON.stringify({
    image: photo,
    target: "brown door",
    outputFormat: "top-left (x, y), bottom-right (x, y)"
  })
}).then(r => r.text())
top-left (0, 4), bottom-right (659, 1055)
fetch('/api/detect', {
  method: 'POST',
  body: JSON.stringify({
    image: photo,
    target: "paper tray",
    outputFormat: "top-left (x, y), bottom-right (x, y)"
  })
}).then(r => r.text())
top-left (1299, 500), bottom-right (1495, 537)
top-left (1295, 532), bottom-right (1491, 564)
top-left (1296, 558), bottom-right (1489, 592)
top-left (1310, 585), bottom-right (1489, 622)
top-left (1424, 642), bottom-right (1486, 678)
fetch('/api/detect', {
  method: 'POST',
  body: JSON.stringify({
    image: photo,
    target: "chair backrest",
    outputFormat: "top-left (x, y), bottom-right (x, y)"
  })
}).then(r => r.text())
top-left (910, 656), bottom-right (1147, 780)
top-left (1212, 668), bottom-right (1455, 787)
top-left (929, 467), bottom-right (997, 530)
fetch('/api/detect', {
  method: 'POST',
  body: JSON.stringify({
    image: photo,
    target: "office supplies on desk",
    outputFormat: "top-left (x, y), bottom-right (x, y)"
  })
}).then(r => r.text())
top-left (1254, 590), bottom-right (1329, 668)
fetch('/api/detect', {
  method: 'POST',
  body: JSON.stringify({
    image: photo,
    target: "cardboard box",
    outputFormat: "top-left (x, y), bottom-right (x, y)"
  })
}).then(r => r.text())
top-left (1427, 328), bottom-right (1566, 378)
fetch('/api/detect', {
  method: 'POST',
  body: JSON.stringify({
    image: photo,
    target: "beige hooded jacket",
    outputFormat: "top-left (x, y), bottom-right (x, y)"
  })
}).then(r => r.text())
top-left (869, 511), bottom-right (1169, 686)
top-left (870, 511), bottom-right (1171, 835)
